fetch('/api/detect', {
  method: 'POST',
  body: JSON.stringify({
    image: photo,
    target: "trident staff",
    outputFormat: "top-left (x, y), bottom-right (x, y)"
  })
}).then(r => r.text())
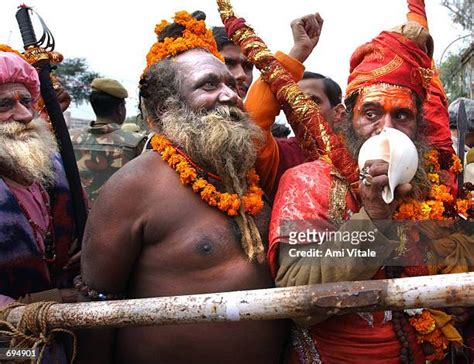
top-left (15, 5), bottom-right (87, 249)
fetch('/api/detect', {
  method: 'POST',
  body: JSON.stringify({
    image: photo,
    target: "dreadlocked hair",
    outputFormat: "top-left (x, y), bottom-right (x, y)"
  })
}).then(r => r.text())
top-left (223, 159), bottom-right (265, 263)
top-left (139, 58), bottom-right (181, 125)
top-left (193, 107), bottom-right (264, 262)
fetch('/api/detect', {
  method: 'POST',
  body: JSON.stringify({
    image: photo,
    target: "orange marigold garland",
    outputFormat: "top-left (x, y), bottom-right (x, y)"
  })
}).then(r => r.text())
top-left (408, 310), bottom-right (449, 361)
top-left (449, 154), bottom-right (463, 174)
top-left (150, 133), bottom-right (263, 217)
top-left (145, 11), bottom-right (224, 73)
top-left (394, 150), bottom-right (472, 220)
top-left (0, 44), bottom-right (25, 59)
top-left (395, 149), bottom-right (470, 360)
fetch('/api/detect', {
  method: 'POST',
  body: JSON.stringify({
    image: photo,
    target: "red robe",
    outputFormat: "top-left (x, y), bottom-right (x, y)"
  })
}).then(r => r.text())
top-left (268, 160), bottom-right (426, 363)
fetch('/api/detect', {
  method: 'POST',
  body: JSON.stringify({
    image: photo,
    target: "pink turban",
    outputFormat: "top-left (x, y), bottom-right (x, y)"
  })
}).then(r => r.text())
top-left (0, 51), bottom-right (40, 102)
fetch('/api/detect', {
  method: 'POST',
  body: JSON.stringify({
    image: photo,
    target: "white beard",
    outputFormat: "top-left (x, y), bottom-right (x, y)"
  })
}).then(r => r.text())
top-left (0, 118), bottom-right (58, 186)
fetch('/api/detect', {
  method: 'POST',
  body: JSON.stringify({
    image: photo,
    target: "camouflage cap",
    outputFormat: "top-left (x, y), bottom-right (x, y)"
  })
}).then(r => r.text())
top-left (91, 78), bottom-right (128, 99)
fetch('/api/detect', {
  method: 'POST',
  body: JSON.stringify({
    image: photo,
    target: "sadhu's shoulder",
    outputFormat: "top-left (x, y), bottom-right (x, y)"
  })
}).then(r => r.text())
top-left (279, 159), bottom-right (333, 188)
top-left (103, 151), bottom-right (164, 190)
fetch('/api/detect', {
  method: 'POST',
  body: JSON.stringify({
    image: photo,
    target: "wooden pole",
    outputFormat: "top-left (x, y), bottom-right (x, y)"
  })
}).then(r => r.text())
top-left (6, 273), bottom-right (474, 329)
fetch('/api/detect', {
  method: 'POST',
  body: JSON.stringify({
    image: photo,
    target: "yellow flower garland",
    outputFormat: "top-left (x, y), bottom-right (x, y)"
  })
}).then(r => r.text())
top-left (151, 134), bottom-right (264, 216)
top-left (394, 150), bottom-right (470, 220)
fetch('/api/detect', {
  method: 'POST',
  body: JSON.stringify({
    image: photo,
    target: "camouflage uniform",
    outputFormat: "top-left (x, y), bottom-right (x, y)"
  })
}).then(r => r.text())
top-left (70, 117), bottom-right (146, 204)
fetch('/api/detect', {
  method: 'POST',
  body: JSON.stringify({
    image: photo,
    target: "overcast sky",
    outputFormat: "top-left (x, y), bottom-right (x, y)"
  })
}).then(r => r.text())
top-left (0, 0), bottom-right (469, 119)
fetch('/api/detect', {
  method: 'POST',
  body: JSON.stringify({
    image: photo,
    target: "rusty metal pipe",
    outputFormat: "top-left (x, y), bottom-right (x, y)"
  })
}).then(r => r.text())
top-left (6, 273), bottom-right (474, 329)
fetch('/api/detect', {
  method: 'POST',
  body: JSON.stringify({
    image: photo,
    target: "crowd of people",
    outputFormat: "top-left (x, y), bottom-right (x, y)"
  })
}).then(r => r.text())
top-left (0, 0), bottom-right (473, 363)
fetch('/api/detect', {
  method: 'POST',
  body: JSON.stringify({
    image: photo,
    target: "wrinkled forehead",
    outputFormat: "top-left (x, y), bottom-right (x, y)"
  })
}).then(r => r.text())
top-left (174, 49), bottom-right (232, 81)
top-left (355, 84), bottom-right (416, 112)
top-left (0, 82), bottom-right (31, 98)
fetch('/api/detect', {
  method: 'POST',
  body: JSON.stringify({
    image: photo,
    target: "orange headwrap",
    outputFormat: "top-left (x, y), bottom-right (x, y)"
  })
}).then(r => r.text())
top-left (144, 11), bottom-right (223, 74)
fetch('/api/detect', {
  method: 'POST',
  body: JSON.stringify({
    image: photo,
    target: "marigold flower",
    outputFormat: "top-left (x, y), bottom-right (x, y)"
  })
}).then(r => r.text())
top-left (430, 184), bottom-right (454, 203)
top-left (150, 134), bottom-right (263, 216)
top-left (409, 310), bottom-right (436, 334)
top-left (425, 150), bottom-right (440, 171)
top-left (449, 154), bottom-right (463, 174)
top-left (167, 154), bottom-right (182, 168)
top-left (456, 199), bottom-right (469, 217)
top-left (179, 168), bottom-right (197, 184)
top-left (427, 173), bottom-right (440, 184)
top-left (427, 200), bottom-right (445, 220)
top-left (192, 179), bottom-right (207, 192)
top-left (154, 20), bottom-right (170, 35)
top-left (145, 10), bottom-right (223, 69)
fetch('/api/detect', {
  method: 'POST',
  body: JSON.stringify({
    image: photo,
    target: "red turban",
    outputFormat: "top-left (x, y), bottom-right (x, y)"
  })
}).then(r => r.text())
top-left (346, 31), bottom-right (432, 100)
top-left (346, 28), bottom-right (453, 153)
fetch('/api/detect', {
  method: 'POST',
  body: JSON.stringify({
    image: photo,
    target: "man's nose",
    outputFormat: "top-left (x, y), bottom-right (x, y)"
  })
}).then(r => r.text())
top-left (233, 64), bottom-right (246, 82)
top-left (379, 113), bottom-right (394, 130)
top-left (12, 103), bottom-right (34, 124)
top-left (218, 84), bottom-right (240, 106)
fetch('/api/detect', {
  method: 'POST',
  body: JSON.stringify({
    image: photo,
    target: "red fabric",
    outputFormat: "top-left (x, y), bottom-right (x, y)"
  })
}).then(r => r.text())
top-left (268, 160), bottom-right (359, 278)
top-left (272, 137), bottom-right (306, 200)
top-left (308, 313), bottom-right (425, 364)
top-left (424, 71), bottom-right (455, 153)
top-left (407, 0), bottom-right (427, 22)
top-left (269, 161), bottom-right (426, 363)
top-left (346, 31), bottom-right (432, 100)
top-left (4, 180), bottom-right (49, 252)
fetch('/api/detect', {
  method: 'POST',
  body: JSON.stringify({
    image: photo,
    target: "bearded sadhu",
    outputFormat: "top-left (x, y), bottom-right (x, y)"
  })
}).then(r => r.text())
top-left (77, 10), bottom-right (287, 364)
top-left (0, 49), bottom-right (80, 303)
top-left (0, 48), bottom-right (82, 362)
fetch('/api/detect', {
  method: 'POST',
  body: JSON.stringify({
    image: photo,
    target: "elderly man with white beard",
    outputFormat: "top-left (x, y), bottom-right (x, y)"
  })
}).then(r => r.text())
top-left (0, 50), bottom-right (80, 309)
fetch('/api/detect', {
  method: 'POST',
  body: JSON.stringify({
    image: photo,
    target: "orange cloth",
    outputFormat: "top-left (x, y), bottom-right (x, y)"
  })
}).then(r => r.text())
top-left (245, 51), bottom-right (305, 198)
top-left (428, 309), bottom-right (463, 347)
top-left (407, 0), bottom-right (429, 29)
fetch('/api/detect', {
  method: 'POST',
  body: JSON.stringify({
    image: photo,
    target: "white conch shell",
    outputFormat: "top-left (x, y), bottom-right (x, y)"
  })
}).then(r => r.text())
top-left (358, 127), bottom-right (418, 204)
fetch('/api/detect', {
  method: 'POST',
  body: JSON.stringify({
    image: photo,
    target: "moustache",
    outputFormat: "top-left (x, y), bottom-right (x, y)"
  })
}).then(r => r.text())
top-left (204, 105), bottom-right (248, 123)
top-left (0, 120), bottom-right (39, 139)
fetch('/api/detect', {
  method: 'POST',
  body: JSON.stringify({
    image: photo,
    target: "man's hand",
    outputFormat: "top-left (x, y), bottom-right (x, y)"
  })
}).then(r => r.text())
top-left (288, 12), bottom-right (323, 63)
top-left (60, 288), bottom-right (79, 303)
top-left (360, 159), bottom-right (412, 224)
top-left (51, 75), bottom-right (72, 113)
top-left (54, 81), bottom-right (72, 113)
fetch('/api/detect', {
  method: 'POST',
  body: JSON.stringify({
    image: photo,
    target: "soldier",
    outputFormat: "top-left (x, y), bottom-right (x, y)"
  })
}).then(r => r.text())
top-left (70, 78), bottom-right (146, 205)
